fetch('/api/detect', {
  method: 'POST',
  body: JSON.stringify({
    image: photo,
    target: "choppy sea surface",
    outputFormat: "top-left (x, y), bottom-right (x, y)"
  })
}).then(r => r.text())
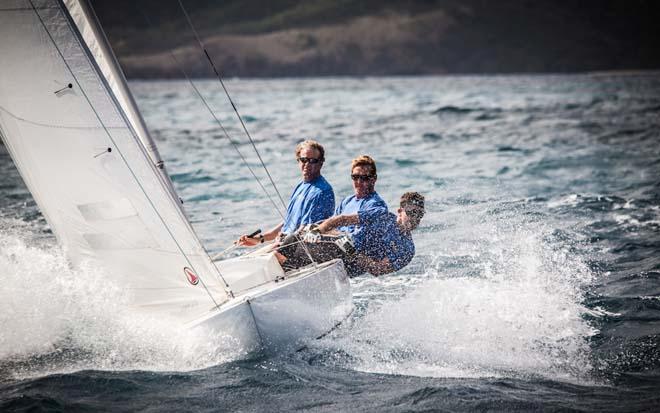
top-left (1, 74), bottom-right (660, 411)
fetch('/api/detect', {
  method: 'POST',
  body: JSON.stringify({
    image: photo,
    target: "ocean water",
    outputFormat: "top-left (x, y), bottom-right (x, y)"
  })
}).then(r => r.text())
top-left (1, 74), bottom-right (660, 411)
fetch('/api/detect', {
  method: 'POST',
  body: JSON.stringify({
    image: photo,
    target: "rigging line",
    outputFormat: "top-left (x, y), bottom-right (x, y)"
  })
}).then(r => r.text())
top-left (175, 0), bottom-right (319, 266)
top-left (134, 6), bottom-right (285, 221)
top-left (167, 53), bottom-right (322, 271)
top-left (65, 0), bottom-right (229, 304)
top-left (132, 9), bottom-right (285, 295)
top-left (77, 3), bottom-right (232, 298)
top-left (168, 51), bottom-right (286, 221)
top-left (132, 9), bottom-right (306, 281)
top-left (176, 0), bottom-right (288, 212)
top-left (162, 53), bottom-right (291, 287)
top-left (75, 0), bottom-right (231, 300)
top-left (35, 0), bottom-right (222, 308)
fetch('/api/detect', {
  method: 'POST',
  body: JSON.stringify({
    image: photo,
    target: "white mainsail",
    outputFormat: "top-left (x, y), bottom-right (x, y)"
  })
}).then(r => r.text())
top-left (0, 0), bottom-right (230, 321)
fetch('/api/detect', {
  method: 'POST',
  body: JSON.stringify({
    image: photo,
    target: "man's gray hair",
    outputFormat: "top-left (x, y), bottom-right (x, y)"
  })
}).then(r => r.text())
top-left (295, 140), bottom-right (325, 161)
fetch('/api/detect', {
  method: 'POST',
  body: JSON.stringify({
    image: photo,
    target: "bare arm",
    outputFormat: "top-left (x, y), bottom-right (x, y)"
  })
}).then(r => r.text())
top-left (317, 214), bottom-right (359, 233)
top-left (236, 222), bottom-right (283, 246)
top-left (262, 222), bottom-right (283, 241)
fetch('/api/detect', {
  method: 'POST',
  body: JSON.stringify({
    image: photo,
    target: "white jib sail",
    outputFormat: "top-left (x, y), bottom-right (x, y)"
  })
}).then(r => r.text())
top-left (63, 0), bottom-right (179, 199)
top-left (0, 0), bottom-right (231, 321)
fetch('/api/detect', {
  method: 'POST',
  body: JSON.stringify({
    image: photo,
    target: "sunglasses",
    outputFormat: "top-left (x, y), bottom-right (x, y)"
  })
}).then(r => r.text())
top-left (298, 157), bottom-right (322, 164)
top-left (351, 174), bottom-right (375, 182)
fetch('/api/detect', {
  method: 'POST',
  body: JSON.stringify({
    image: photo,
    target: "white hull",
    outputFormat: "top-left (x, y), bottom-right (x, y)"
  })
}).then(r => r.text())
top-left (187, 259), bottom-right (352, 354)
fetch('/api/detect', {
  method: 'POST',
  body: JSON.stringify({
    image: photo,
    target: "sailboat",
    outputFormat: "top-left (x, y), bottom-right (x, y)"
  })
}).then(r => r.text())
top-left (0, 0), bottom-right (352, 354)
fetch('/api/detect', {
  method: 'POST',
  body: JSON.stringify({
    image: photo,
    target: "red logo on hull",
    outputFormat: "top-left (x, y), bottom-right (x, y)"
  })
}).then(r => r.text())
top-left (184, 267), bottom-right (199, 285)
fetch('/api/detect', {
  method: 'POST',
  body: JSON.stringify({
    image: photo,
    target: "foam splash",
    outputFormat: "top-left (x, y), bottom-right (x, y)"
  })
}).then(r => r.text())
top-left (326, 215), bottom-right (598, 382)
top-left (0, 221), bottom-right (243, 379)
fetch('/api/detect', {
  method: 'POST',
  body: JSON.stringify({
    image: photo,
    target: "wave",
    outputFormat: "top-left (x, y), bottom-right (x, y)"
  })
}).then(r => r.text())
top-left (432, 105), bottom-right (474, 115)
top-left (320, 207), bottom-right (599, 383)
top-left (0, 223), bottom-right (245, 380)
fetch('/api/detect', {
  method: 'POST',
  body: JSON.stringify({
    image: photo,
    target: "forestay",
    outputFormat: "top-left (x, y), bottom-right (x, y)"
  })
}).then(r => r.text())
top-left (0, 0), bottom-right (231, 321)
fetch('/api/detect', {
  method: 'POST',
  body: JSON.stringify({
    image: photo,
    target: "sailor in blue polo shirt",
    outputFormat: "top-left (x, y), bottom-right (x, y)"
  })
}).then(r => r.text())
top-left (236, 140), bottom-right (334, 246)
top-left (324, 191), bottom-right (423, 276)
top-left (281, 171), bottom-right (334, 234)
top-left (358, 206), bottom-right (418, 274)
top-left (277, 191), bottom-right (425, 277)
top-left (335, 154), bottom-right (387, 238)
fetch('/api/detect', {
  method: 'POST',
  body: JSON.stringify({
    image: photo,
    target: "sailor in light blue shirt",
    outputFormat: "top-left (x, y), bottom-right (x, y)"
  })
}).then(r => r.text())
top-left (236, 140), bottom-right (334, 246)
top-left (281, 175), bottom-right (334, 234)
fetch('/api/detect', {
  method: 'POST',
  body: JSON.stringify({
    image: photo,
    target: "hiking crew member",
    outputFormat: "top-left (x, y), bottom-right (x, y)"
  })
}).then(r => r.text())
top-left (277, 188), bottom-right (425, 276)
top-left (334, 155), bottom-right (388, 248)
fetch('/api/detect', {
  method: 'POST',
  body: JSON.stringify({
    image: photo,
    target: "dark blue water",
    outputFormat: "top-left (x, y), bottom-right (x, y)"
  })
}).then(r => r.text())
top-left (1, 74), bottom-right (660, 411)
